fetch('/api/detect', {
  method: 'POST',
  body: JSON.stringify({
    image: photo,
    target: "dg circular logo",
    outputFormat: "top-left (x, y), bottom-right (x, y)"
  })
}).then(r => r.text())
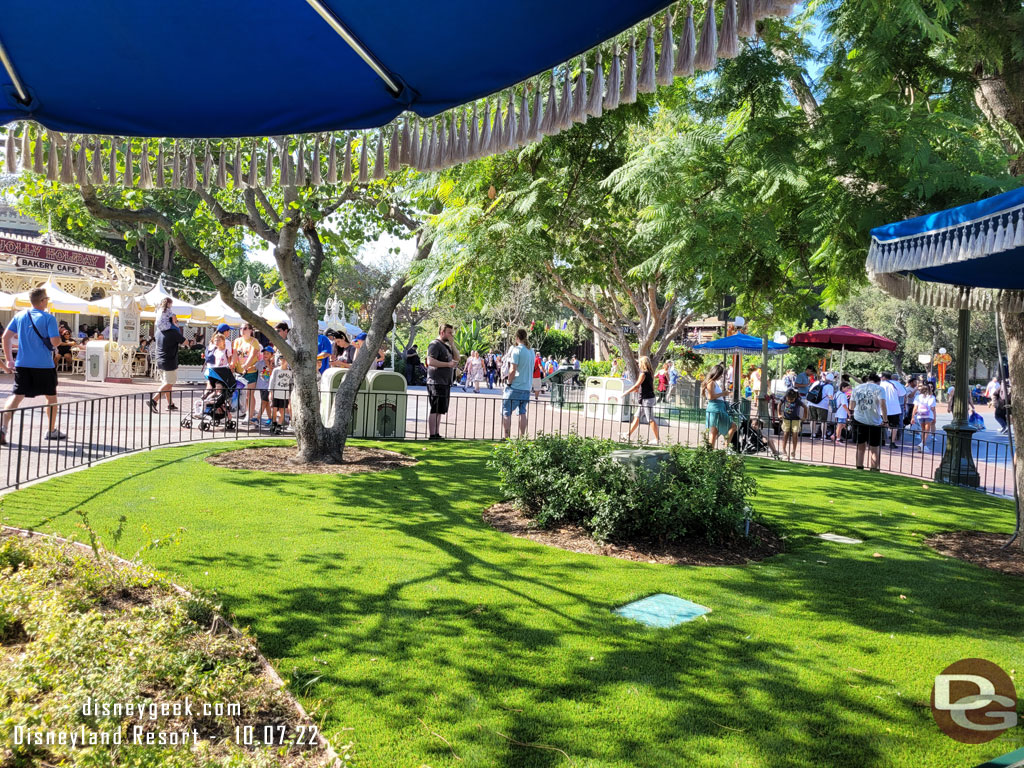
top-left (931, 658), bottom-right (1018, 743)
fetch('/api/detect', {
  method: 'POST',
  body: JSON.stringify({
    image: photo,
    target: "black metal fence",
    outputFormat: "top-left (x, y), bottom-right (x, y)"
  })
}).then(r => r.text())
top-left (0, 383), bottom-right (1014, 499)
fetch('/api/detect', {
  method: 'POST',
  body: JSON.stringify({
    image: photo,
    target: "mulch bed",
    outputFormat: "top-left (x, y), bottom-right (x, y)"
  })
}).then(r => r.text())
top-left (206, 445), bottom-right (417, 475)
top-left (925, 530), bottom-right (1024, 577)
top-left (482, 501), bottom-right (783, 566)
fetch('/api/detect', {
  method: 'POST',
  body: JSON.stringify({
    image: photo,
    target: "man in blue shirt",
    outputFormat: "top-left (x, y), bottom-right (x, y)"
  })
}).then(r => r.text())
top-left (1, 287), bottom-right (66, 443)
top-left (316, 331), bottom-right (333, 374)
top-left (502, 327), bottom-right (535, 439)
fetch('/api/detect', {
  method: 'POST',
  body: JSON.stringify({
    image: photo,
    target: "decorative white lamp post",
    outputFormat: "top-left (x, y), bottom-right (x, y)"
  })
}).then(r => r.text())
top-left (732, 316), bottom-right (746, 405)
top-left (233, 275), bottom-right (262, 311)
top-left (773, 332), bottom-right (788, 381)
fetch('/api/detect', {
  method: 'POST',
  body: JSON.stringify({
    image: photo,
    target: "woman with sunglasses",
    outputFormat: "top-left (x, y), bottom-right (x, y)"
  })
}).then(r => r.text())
top-left (233, 323), bottom-right (261, 421)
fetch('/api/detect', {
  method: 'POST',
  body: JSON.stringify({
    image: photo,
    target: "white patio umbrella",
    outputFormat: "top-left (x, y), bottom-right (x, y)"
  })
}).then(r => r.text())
top-left (0, 292), bottom-right (14, 311)
top-left (14, 276), bottom-right (92, 314)
top-left (85, 295), bottom-right (146, 315)
top-left (140, 276), bottom-right (203, 321)
top-left (261, 299), bottom-right (291, 327)
top-left (193, 294), bottom-right (242, 326)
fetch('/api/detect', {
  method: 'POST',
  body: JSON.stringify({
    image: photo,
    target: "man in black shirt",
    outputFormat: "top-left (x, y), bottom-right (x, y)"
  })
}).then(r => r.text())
top-left (426, 323), bottom-right (459, 440)
top-left (404, 345), bottom-right (421, 384)
top-left (149, 314), bottom-right (186, 413)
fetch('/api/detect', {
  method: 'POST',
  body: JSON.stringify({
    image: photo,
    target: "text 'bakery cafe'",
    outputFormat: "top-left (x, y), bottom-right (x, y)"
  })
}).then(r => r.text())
top-left (0, 226), bottom-right (223, 383)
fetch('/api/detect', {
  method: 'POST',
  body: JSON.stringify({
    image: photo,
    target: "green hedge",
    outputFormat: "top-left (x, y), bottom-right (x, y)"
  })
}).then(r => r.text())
top-left (176, 346), bottom-right (207, 366)
top-left (580, 360), bottom-right (613, 378)
top-left (489, 434), bottom-right (757, 545)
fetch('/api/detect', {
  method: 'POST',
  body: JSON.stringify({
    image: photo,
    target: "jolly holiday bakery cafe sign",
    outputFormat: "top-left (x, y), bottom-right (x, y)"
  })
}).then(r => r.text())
top-left (0, 235), bottom-right (107, 275)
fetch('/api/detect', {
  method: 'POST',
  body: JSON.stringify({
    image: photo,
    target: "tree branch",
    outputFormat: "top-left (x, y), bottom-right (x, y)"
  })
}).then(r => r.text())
top-left (255, 186), bottom-right (282, 227)
top-left (241, 188), bottom-right (279, 244)
top-left (195, 187), bottom-right (249, 230)
top-left (80, 186), bottom-right (295, 360)
top-left (303, 224), bottom-right (326, 293)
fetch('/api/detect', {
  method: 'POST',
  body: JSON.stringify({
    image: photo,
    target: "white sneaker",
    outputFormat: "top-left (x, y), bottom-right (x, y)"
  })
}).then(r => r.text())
top-left (46, 429), bottom-right (67, 441)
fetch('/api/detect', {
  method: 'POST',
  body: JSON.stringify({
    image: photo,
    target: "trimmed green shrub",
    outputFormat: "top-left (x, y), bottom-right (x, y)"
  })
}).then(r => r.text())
top-left (580, 360), bottom-right (613, 378)
top-left (489, 435), bottom-right (758, 545)
top-left (539, 329), bottom-right (576, 360)
top-left (176, 346), bottom-right (207, 366)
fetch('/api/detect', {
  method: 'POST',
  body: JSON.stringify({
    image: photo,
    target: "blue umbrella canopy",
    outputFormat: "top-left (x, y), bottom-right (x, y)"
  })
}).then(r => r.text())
top-left (867, 185), bottom-right (1024, 311)
top-left (0, 0), bottom-right (797, 189)
top-left (692, 333), bottom-right (788, 356)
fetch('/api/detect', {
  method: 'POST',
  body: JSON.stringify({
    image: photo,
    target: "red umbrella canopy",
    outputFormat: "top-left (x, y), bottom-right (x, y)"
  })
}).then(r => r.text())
top-left (788, 325), bottom-right (897, 353)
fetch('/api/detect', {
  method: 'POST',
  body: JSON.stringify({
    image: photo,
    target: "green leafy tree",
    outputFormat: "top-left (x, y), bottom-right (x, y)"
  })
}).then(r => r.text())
top-left (15, 140), bottom-right (436, 463)
top-left (426, 104), bottom-right (695, 382)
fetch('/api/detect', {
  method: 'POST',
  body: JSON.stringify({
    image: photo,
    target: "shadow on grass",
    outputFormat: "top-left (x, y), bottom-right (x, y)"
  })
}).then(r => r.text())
top-left (3, 442), bottom-right (1023, 767)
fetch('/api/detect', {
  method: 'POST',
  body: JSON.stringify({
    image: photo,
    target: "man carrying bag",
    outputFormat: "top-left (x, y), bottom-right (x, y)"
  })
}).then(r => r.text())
top-left (0, 287), bottom-right (66, 443)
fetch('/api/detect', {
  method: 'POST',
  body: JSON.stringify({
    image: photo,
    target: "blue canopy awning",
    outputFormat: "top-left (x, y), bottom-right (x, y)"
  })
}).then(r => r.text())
top-left (0, 1), bottom-right (681, 137)
top-left (869, 185), bottom-right (1024, 290)
top-left (867, 185), bottom-right (1024, 311)
top-left (0, 0), bottom-right (797, 190)
top-left (692, 333), bottom-right (788, 357)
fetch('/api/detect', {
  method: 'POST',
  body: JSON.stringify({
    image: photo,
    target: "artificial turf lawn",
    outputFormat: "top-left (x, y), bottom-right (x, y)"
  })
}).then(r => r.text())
top-left (2, 439), bottom-right (1022, 767)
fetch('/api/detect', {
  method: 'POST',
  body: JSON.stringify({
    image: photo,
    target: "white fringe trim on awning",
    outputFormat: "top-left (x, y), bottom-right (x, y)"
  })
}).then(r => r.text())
top-left (0, 0), bottom-right (798, 191)
top-left (869, 270), bottom-right (1024, 313)
top-left (867, 203), bottom-right (1024, 276)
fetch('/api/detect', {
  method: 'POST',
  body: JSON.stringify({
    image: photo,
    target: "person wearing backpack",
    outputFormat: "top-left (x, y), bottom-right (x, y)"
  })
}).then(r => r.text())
top-left (501, 328), bottom-right (535, 438)
top-left (779, 388), bottom-right (804, 460)
top-left (0, 287), bottom-right (66, 443)
top-left (806, 372), bottom-right (834, 439)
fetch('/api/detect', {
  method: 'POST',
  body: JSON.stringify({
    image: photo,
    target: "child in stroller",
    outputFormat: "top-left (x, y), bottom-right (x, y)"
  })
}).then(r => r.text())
top-left (180, 332), bottom-right (244, 431)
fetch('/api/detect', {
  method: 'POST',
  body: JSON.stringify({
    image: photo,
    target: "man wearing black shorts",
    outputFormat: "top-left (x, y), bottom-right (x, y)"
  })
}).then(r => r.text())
top-left (1, 287), bottom-right (66, 443)
top-left (850, 372), bottom-right (887, 471)
top-left (426, 323), bottom-right (459, 440)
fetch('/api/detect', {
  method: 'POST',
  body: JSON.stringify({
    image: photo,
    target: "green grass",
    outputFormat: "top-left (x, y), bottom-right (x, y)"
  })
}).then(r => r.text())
top-left (2, 440), bottom-right (1023, 767)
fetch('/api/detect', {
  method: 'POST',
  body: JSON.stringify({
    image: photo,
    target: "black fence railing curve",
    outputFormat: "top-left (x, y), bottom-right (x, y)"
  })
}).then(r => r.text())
top-left (0, 383), bottom-right (1014, 498)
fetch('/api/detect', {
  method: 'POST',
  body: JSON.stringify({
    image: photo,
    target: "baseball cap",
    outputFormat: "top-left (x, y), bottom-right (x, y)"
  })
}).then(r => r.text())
top-left (825, 372), bottom-right (835, 381)
top-left (261, 346), bottom-right (275, 353)
top-left (354, 332), bottom-right (367, 341)
top-left (216, 323), bottom-right (232, 333)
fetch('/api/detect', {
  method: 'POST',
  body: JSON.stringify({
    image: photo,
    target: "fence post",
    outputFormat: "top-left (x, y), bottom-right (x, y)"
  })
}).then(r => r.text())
top-left (14, 410), bottom-right (23, 489)
top-left (87, 399), bottom-right (95, 466)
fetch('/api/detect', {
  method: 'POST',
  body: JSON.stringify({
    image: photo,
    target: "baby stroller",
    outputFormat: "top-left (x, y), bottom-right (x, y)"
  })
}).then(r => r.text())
top-left (180, 367), bottom-right (243, 431)
top-left (728, 405), bottom-right (780, 459)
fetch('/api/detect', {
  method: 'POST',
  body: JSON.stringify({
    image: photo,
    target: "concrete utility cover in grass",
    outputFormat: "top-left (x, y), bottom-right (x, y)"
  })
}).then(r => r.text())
top-left (819, 533), bottom-right (863, 545)
top-left (614, 593), bottom-right (710, 627)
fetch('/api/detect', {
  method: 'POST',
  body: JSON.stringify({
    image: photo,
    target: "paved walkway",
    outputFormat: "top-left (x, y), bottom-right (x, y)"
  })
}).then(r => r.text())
top-left (0, 376), bottom-right (1012, 498)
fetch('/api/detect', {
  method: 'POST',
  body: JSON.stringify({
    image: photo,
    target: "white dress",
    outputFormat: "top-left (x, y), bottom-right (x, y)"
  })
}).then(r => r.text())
top-left (467, 356), bottom-right (486, 383)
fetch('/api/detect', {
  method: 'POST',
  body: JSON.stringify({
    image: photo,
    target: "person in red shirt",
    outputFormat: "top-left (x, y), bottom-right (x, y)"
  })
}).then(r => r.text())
top-left (533, 350), bottom-right (543, 401)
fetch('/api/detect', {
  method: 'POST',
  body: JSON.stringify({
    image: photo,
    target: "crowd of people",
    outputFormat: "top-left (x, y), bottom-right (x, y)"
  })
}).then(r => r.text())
top-left (0, 292), bottom-right (1012, 470)
top-left (148, 296), bottom-right (393, 433)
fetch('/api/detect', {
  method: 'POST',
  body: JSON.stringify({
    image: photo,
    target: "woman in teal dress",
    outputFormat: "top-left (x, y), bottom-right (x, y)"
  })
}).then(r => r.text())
top-left (703, 363), bottom-right (736, 449)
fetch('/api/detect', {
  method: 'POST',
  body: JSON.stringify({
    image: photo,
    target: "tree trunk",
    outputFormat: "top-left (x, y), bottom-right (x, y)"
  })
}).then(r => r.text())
top-left (974, 66), bottom-right (1024, 176)
top-left (976, 64), bottom-right (1024, 546)
top-left (328, 229), bottom-right (433, 454)
top-left (1001, 311), bottom-right (1024, 548)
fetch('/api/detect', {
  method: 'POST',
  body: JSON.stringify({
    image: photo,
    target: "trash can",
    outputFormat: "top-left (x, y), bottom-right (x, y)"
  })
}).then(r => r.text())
top-left (546, 369), bottom-right (577, 409)
top-left (584, 377), bottom-right (606, 419)
top-left (366, 371), bottom-right (407, 438)
top-left (85, 341), bottom-right (109, 382)
top-left (605, 378), bottom-right (626, 421)
top-left (319, 367), bottom-right (368, 434)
